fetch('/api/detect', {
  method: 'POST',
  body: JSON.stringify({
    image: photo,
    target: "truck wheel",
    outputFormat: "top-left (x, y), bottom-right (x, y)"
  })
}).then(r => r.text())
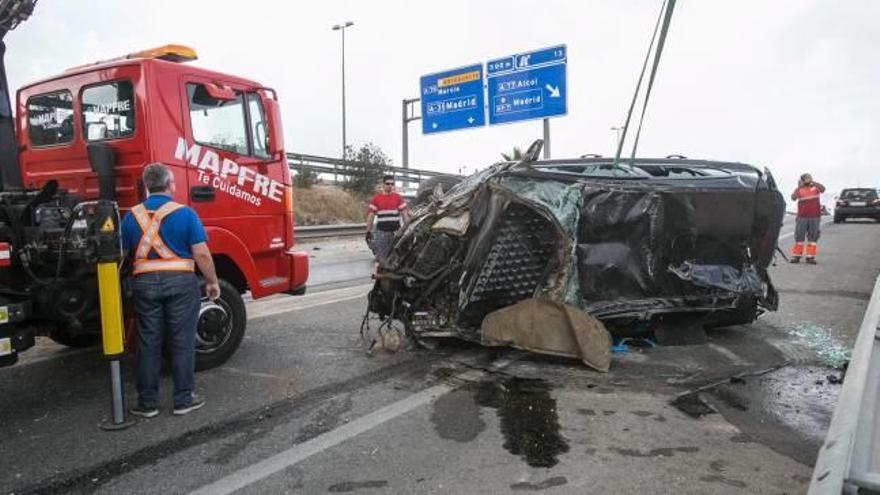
top-left (48, 326), bottom-right (100, 348)
top-left (195, 279), bottom-right (246, 371)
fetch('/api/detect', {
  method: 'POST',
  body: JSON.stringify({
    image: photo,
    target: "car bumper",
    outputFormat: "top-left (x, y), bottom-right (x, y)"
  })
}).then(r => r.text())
top-left (836, 206), bottom-right (880, 217)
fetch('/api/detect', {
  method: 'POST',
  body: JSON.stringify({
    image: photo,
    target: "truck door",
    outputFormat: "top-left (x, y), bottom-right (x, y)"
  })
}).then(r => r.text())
top-left (178, 77), bottom-right (288, 284)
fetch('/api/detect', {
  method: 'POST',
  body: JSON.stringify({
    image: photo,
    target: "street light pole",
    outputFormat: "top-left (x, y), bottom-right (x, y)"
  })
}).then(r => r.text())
top-left (332, 21), bottom-right (354, 183)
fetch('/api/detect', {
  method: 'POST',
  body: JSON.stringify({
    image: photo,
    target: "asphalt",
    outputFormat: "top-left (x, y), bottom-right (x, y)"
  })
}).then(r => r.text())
top-left (1, 217), bottom-right (879, 495)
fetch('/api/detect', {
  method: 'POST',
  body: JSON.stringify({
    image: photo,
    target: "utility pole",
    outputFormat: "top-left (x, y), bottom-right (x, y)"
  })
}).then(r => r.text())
top-left (332, 21), bottom-right (354, 183)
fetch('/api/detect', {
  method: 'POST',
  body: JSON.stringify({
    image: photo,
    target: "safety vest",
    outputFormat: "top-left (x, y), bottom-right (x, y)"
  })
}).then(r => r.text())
top-left (795, 185), bottom-right (822, 218)
top-left (130, 201), bottom-right (195, 275)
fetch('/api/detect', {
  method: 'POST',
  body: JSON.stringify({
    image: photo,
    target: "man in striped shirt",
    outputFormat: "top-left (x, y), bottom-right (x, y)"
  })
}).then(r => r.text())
top-left (365, 175), bottom-right (410, 274)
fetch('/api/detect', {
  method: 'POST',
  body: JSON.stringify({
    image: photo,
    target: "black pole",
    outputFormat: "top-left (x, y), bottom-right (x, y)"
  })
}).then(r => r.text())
top-left (0, 41), bottom-right (22, 190)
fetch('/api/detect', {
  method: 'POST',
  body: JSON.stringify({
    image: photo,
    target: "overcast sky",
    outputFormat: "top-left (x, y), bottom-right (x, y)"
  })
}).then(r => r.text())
top-left (7, 0), bottom-right (879, 200)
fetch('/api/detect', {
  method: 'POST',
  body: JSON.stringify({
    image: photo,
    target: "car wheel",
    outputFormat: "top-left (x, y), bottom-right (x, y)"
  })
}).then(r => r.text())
top-left (833, 215), bottom-right (844, 223)
top-left (194, 279), bottom-right (246, 371)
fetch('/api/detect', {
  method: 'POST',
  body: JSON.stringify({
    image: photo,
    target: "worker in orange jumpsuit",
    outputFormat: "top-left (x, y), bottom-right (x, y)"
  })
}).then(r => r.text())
top-left (790, 173), bottom-right (826, 264)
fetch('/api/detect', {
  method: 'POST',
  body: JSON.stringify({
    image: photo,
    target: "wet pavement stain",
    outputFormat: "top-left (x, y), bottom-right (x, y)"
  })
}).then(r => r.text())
top-left (671, 392), bottom-right (716, 418)
top-left (327, 480), bottom-right (389, 492)
top-left (430, 389), bottom-right (487, 442)
top-left (610, 446), bottom-right (699, 457)
top-left (510, 476), bottom-right (568, 491)
top-left (474, 377), bottom-right (570, 468)
top-left (430, 376), bottom-right (569, 467)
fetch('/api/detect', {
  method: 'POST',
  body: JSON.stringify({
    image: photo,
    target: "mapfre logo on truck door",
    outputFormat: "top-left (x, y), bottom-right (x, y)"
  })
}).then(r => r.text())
top-left (174, 137), bottom-right (283, 207)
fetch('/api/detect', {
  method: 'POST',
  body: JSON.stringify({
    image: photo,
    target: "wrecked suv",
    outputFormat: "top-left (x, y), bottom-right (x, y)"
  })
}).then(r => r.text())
top-left (368, 151), bottom-right (786, 364)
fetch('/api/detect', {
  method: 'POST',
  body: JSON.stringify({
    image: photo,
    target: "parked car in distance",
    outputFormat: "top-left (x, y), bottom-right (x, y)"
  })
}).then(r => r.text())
top-left (834, 188), bottom-right (880, 223)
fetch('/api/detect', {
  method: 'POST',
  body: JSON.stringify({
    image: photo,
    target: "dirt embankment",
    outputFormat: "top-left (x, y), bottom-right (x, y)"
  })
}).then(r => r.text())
top-left (293, 185), bottom-right (367, 226)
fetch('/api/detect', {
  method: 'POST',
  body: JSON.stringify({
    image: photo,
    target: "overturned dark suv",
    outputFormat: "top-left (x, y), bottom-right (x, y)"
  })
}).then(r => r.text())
top-left (368, 151), bottom-right (786, 356)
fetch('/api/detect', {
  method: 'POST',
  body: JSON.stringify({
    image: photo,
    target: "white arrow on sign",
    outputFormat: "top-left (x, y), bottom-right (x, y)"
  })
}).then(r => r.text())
top-left (546, 84), bottom-right (561, 98)
top-left (432, 123), bottom-right (438, 129)
top-left (467, 117), bottom-right (475, 124)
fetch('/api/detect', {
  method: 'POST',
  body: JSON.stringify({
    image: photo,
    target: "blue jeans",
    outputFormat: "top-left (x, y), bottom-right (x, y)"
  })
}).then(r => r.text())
top-left (133, 271), bottom-right (201, 409)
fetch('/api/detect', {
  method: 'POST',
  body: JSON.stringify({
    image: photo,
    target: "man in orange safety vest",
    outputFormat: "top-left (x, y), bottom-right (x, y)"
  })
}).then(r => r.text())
top-left (790, 173), bottom-right (826, 264)
top-left (121, 163), bottom-right (220, 418)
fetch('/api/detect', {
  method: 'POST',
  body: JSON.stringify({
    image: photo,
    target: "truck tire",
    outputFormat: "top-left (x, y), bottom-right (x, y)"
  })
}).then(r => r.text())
top-left (195, 279), bottom-right (246, 371)
top-left (415, 176), bottom-right (463, 206)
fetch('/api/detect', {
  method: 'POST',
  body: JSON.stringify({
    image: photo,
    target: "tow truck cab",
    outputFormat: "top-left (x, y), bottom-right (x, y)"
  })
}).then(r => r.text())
top-left (3, 45), bottom-right (308, 368)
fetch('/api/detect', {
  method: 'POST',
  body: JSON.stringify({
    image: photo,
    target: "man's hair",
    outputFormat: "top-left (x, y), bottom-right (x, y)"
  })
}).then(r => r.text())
top-left (143, 162), bottom-right (173, 193)
top-left (800, 173), bottom-right (812, 182)
top-left (382, 174), bottom-right (394, 183)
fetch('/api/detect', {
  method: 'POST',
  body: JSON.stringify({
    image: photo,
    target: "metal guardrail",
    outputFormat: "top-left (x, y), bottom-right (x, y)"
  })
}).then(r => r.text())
top-left (809, 274), bottom-right (880, 494)
top-left (287, 152), bottom-right (458, 185)
top-left (295, 223), bottom-right (367, 240)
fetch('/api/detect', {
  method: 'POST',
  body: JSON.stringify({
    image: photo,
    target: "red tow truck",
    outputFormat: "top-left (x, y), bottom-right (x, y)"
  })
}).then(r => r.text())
top-left (0, 26), bottom-right (308, 368)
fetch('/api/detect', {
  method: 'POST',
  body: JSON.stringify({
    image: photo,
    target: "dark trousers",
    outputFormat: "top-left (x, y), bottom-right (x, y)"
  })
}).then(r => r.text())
top-left (794, 216), bottom-right (821, 243)
top-left (133, 271), bottom-right (201, 409)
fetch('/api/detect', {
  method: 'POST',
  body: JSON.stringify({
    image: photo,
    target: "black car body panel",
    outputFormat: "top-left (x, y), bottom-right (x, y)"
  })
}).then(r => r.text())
top-left (368, 158), bottom-right (786, 343)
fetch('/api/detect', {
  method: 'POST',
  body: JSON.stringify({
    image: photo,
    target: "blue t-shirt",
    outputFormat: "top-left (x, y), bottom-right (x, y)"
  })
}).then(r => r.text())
top-left (121, 194), bottom-right (207, 259)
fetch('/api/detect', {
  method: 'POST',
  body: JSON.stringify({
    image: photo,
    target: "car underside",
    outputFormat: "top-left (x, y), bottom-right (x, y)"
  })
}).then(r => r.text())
top-left (367, 155), bottom-right (786, 365)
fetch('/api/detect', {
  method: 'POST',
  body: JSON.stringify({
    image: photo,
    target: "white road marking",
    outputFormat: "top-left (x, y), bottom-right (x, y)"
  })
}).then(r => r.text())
top-left (189, 359), bottom-right (513, 495)
top-left (248, 283), bottom-right (372, 320)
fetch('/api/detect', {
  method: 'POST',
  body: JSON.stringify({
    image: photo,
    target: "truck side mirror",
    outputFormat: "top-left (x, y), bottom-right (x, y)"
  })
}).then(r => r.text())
top-left (261, 92), bottom-right (285, 156)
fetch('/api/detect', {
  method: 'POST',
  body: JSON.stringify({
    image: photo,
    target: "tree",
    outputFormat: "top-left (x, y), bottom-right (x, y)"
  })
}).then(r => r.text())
top-left (293, 167), bottom-right (320, 188)
top-left (342, 142), bottom-right (391, 196)
top-left (501, 146), bottom-right (524, 161)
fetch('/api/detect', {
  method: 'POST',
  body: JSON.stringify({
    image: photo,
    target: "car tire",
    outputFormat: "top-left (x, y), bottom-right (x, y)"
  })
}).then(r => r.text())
top-left (194, 279), bottom-right (246, 371)
top-left (833, 214), bottom-right (844, 223)
top-left (415, 176), bottom-right (463, 206)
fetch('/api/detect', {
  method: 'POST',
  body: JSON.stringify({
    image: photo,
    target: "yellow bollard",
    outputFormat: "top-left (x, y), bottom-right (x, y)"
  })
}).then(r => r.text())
top-left (97, 261), bottom-right (124, 357)
top-left (95, 202), bottom-right (134, 431)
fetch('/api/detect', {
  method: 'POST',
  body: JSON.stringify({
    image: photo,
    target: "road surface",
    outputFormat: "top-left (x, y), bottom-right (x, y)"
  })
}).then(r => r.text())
top-left (2, 216), bottom-right (878, 494)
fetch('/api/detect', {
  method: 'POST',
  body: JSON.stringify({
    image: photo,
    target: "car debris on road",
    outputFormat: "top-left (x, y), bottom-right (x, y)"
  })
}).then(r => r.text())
top-left (366, 142), bottom-right (786, 368)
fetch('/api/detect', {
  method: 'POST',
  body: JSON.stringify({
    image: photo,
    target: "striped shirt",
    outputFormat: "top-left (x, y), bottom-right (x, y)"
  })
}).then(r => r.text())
top-left (369, 192), bottom-right (406, 232)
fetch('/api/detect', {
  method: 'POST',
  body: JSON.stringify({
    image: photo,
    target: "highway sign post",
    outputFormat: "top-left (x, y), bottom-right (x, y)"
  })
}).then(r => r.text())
top-left (420, 64), bottom-right (486, 135)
